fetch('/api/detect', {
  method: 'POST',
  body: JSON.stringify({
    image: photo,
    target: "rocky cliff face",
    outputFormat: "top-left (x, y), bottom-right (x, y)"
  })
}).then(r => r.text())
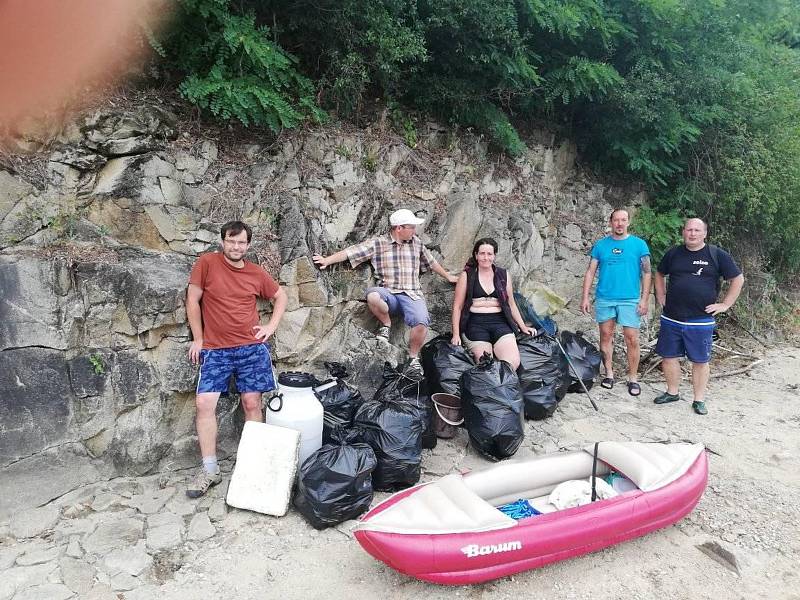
top-left (0, 103), bottom-right (642, 481)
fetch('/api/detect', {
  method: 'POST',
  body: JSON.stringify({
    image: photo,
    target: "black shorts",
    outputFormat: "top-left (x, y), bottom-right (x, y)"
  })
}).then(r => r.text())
top-left (464, 312), bottom-right (514, 344)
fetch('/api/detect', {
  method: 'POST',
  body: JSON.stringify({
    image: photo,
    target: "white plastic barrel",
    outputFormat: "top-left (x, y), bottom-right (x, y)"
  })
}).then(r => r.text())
top-left (265, 372), bottom-right (324, 468)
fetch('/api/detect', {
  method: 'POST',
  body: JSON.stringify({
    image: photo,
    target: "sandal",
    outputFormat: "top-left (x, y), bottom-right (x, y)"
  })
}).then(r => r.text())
top-left (627, 382), bottom-right (641, 397)
top-left (600, 377), bottom-right (615, 389)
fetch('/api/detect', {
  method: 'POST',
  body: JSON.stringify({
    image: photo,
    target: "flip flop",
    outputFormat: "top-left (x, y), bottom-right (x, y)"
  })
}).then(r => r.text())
top-left (600, 377), bottom-right (614, 389)
top-left (627, 382), bottom-right (641, 396)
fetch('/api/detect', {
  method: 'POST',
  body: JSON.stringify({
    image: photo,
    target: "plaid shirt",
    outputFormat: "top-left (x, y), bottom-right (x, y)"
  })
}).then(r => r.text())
top-left (345, 234), bottom-right (437, 300)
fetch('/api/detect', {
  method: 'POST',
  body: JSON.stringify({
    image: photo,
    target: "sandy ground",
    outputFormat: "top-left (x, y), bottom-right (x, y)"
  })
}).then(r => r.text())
top-left (156, 344), bottom-right (800, 600)
top-left (2, 344), bottom-right (799, 599)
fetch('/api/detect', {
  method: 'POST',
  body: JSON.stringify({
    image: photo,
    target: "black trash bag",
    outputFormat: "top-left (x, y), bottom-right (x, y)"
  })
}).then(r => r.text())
top-left (375, 361), bottom-right (437, 450)
top-left (420, 334), bottom-right (475, 396)
top-left (560, 330), bottom-right (602, 392)
top-left (353, 364), bottom-right (427, 491)
top-left (293, 427), bottom-right (378, 529)
top-left (314, 368), bottom-right (364, 443)
top-left (460, 355), bottom-right (524, 460)
top-left (516, 333), bottom-right (571, 420)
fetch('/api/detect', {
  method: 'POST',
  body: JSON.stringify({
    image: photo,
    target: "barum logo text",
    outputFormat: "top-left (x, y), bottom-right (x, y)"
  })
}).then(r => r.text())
top-left (461, 541), bottom-right (522, 558)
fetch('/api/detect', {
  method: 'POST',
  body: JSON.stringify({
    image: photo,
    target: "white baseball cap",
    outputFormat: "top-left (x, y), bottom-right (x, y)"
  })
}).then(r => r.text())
top-left (389, 208), bottom-right (425, 226)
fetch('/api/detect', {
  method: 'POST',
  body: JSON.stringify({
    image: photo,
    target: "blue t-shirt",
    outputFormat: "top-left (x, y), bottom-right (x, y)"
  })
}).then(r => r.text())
top-left (658, 244), bottom-right (742, 321)
top-left (590, 235), bottom-right (650, 301)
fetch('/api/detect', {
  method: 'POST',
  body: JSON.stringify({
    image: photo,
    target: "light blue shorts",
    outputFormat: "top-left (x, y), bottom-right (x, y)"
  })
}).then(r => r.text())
top-left (595, 298), bottom-right (640, 328)
top-left (365, 287), bottom-right (430, 327)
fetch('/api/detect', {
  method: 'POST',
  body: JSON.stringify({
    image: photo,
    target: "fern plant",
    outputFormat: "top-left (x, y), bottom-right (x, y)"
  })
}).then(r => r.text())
top-left (160, 0), bottom-right (324, 131)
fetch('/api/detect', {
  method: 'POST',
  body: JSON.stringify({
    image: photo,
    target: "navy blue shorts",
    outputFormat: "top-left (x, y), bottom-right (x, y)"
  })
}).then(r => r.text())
top-left (655, 316), bottom-right (715, 364)
top-left (196, 343), bottom-right (276, 394)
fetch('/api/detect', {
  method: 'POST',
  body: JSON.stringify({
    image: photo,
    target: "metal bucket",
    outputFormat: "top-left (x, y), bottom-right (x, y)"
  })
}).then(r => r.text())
top-left (431, 393), bottom-right (464, 439)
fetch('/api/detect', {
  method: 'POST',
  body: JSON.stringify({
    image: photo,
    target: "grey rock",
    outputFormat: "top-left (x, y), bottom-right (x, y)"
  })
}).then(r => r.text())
top-left (81, 583), bottom-right (117, 600)
top-left (15, 545), bottom-right (62, 566)
top-left (0, 170), bottom-right (35, 221)
top-left (187, 512), bottom-right (216, 542)
top-left (59, 556), bottom-right (96, 595)
top-left (124, 486), bottom-right (175, 514)
top-left (102, 541), bottom-right (152, 577)
top-left (9, 505), bottom-right (61, 539)
top-left (0, 348), bottom-right (72, 464)
top-left (145, 512), bottom-right (183, 552)
top-left (82, 516), bottom-right (144, 555)
top-left (208, 498), bottom-right (227, 522)
top-left (65, 537), bottom-right (83, 558)
top-left (163, 491), bottom-right (197, 517)
top-left (1, 564), bottom-right (58, 600)
top-left (0, 545), bottom-right (23, 570)
top-left (54, 514), bottom-right (99, 540)
top-left (110, 572), bottom-right (141, 591)
top-left (122, 584), bottom-right (161, 599)
top-left (83, 106), bottom-right (176, 156)
top-left (12, 583), bottom-right (74, 600)
top-left (90, 493), bottom-right (124, 512)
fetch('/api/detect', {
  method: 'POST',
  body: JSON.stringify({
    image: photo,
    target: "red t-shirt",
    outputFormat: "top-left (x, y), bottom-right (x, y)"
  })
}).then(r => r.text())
top-left (188, 252), bottom-right (280, 349)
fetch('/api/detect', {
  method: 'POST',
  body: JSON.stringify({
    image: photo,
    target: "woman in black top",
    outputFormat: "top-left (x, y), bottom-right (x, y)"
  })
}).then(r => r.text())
top-left (451, 238), bottom-right (535, 370)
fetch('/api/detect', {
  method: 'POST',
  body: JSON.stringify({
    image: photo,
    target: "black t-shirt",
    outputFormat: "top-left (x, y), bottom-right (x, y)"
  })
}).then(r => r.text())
top-left (658, 245), bottom-right (742, 321)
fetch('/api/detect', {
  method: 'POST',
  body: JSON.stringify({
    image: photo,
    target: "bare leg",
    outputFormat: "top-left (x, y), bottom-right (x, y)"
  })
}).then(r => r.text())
top-left (622, 326), bottom-right (641, 381)
top-left (408, 324), bottom-right (428, 358)
top-left (661, 357), bottom-right (682, 395)
top-left (469, 341), bottom-right (494, 364)
top-left (366, 292), bottom-right (391, 326)
top-left (240, 391), bottom-right (264, 422)
top-left (691, 362), bottom-right (710, 402)
top-left (492, 335), bottom-right (521, 370)
top-left (195, 392), bottom-right (221, 458)
top-left (598, 319), bottom-right (616, 378)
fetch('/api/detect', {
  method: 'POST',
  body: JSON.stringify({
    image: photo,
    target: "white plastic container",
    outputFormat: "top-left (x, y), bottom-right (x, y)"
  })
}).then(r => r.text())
top-left (265, 372), bottom-right (324, 468)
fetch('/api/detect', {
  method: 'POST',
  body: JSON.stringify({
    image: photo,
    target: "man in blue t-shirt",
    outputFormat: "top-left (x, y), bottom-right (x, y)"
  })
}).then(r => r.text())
top-left (581, 209), bottom-right (652, 396)
top-left (653, 218), bottom-right (744, 415)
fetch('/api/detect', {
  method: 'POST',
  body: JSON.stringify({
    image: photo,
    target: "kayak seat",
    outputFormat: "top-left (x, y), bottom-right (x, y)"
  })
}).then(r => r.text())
top-left (355, 473), bottom-right (515, 534)
top-left (464, 450), bottom-right (610, 507)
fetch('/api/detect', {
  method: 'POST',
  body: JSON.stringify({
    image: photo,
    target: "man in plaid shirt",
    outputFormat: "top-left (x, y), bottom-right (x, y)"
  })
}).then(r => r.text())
top-left (313, 208), bottom-right (458, 377)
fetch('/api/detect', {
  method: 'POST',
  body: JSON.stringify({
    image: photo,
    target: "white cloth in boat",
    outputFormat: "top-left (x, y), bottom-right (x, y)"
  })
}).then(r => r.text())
top-left (548, 478), bottom-right (617, 510)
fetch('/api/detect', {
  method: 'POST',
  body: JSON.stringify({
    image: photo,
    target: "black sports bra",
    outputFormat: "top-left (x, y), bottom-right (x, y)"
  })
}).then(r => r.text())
top-left (472, 275), bottom-right (498, 299)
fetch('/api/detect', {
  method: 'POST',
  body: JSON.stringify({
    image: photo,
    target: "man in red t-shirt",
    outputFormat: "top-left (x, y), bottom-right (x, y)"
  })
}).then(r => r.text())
top-left (185, 221), bottom-right (287, 498)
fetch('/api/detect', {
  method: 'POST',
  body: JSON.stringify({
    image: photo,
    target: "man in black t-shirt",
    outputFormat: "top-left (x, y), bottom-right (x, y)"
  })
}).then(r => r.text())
top-left (653, 218), bottom-right (744, 415)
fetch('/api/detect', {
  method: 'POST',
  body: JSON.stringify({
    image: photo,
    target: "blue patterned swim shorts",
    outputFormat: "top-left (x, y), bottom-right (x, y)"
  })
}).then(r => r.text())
top-left (196, 343), bottom-right (276, 394)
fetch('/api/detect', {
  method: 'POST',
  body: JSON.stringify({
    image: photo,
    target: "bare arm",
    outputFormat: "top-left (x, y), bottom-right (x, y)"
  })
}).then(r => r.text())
top-left (186, 284), bottom-right (204, 365)
top-left (507, 274), bottom-right (534, 335)
top-left (253, 287), bottom-right (288, 341)
top-left (706, 273), bottom-right (744, 316)
top-left (312, 249), bottom-right (350, 269)
top-left (450, 272), bottom-right (468, 344)
top-left (431, 260), bottom-right (459, 284)
top-left (654, 271), bottom-right (667, 307)
top-left (580, 258), bottom-right (599, 314)
top-left (638, 255), bottom-right (652, 316)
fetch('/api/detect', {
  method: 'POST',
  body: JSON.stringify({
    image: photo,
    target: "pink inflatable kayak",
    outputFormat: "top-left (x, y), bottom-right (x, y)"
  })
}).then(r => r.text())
top-left (354, 441), bottom-right (708, 585)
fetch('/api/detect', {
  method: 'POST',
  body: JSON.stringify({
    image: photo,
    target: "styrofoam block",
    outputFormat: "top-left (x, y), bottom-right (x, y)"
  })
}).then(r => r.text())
top-left (226, 421), bottom-right (300, 516)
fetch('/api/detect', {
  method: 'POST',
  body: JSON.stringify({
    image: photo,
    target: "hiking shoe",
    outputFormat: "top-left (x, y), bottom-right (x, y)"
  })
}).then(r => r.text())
top-left (404, 357), bottom-right (424, 380)
top-left (692, 401), bottom-right (708, 415)
top-left (376, 325), bottom-right (391, 341)
top-left (186, 468), bottom-right (222, 499)
top-left (653, 391), bottom-right (681, 405)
